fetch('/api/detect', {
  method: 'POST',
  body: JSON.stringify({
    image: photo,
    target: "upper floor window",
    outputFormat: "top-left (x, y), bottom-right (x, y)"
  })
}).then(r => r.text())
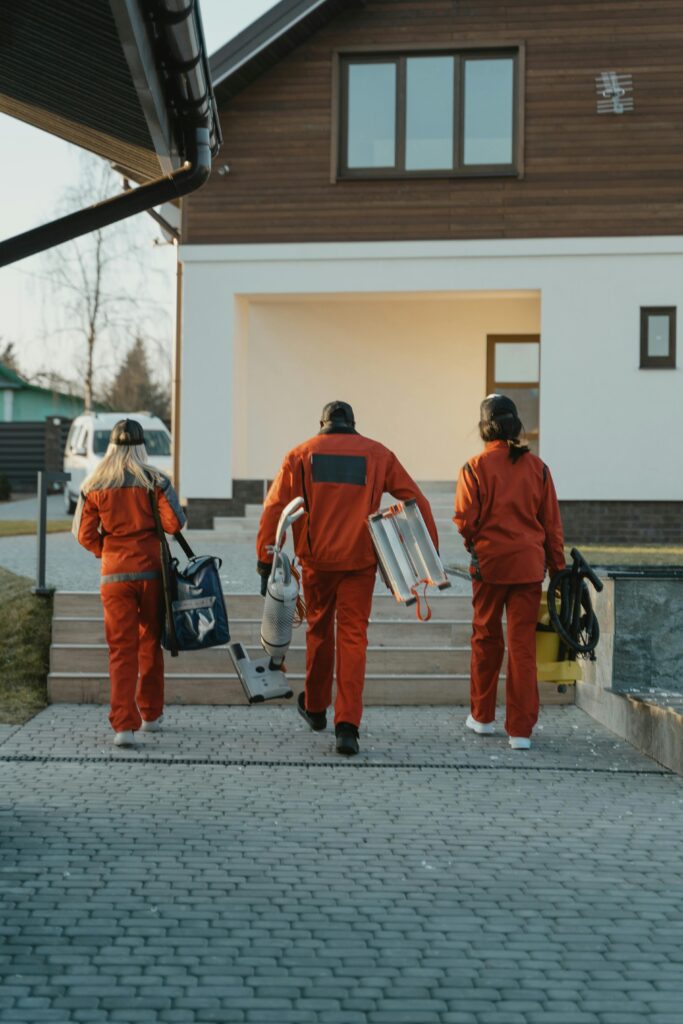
top-left (338, 49), bottom-right (520, 180)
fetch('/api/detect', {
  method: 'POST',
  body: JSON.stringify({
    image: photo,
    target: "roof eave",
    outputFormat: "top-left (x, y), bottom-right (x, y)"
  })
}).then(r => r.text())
top-left (211, 0), bottom-right (334, 88)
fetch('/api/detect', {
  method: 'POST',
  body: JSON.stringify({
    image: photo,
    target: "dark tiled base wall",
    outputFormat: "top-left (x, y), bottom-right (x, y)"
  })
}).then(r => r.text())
top-left (186, 480), bottom-right (269, 529)
top-left (187, 487), bottom-right (682, 541)
top-left (560, 501), bottom-right (683, 544)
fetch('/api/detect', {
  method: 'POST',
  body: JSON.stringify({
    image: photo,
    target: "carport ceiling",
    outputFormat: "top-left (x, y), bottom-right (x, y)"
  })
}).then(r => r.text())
top-left (0, 0), bottom-right (170, 180)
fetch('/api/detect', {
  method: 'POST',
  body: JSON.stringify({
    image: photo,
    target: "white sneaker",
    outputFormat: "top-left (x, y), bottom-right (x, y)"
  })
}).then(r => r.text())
top-left (113, 730), bottom-right (137, 747)
top-left (466, 713), bottom-right (496, 735)
top-left (509, 736), bottom-right (531, 750)
top-left (141, 715), bottom-right (164, 732)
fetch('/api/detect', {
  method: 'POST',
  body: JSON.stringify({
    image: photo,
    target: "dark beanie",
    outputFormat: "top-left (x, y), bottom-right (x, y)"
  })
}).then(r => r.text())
top-left (110, 418), bottom-right (145, 447)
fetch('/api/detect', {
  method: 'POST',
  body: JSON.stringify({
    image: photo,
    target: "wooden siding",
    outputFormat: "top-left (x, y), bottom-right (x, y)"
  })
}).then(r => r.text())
top-left (185, 0), bottom-right (683, 243)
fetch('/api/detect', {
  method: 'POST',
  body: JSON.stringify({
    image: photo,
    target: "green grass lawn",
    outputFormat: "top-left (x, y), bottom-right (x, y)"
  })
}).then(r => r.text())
top-left (0, 567), bottom-right (52, 723)
top-left (571, 544), bottom-right (683, 567)
top-left (0, 520), bottom-right (72, 537)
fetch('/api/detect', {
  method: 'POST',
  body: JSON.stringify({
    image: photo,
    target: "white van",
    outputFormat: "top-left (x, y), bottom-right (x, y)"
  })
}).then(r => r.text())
top-left (63, 411), bottom-right (173, 513)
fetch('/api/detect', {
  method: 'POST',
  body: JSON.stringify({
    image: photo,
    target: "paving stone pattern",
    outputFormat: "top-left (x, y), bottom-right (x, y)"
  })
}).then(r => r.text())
top-left (0, 529), bottom-right (471, 596)
top-left (2, 706), bottom-right (682, 1023)
top-left (0, 706), bottom-right (665, 774)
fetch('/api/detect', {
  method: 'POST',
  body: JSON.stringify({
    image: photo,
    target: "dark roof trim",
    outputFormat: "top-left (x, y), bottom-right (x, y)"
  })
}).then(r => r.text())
top-left (212, 0), bottom-right (331, 85)
top-left (211, 0), bottom-right (360, 97)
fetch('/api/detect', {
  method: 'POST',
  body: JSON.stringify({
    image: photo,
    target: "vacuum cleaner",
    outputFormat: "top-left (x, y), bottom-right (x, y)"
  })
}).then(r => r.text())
top-left (228, 496), bottom-right (306, 703)
top-left (546, 547), bottom-right (603, 660)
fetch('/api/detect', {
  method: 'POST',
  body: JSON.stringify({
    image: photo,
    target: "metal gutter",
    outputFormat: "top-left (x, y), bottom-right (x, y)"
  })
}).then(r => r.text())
top-left (0, 0), bottom-right (220, 267)
top-left (0, 127), bottom-right (210, 268)
top-left (110, 0), bottom-right (179, 174)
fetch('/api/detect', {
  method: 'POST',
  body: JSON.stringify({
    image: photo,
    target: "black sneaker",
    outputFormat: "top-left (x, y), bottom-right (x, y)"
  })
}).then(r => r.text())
top-left (335, 722), bottom-right (359, 756)
top-left (297, 692), bottom-right (327, 731)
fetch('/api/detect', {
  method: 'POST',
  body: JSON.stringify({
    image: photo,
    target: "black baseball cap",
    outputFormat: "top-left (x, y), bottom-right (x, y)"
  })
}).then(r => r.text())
top-left (110, 418), bottom-right (145, 447)
top-left (321, 400), bottom-right (355, 427)
top-left (480, 394), bottom-right (519, 424)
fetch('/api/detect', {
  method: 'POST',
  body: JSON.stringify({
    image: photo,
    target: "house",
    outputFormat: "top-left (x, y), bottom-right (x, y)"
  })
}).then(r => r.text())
top-left (0, 363), bottom-right (85, 422)
top-left (177, 0), bottom-right (683, 542)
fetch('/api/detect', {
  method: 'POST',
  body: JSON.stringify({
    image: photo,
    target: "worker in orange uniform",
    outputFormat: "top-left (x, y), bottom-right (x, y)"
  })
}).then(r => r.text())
top-left (454, 394), bottom-right (565, 750)
top-left (256, 401), bottom-right (438, 756)
top-left (73, 419), bottom-right (186, 747)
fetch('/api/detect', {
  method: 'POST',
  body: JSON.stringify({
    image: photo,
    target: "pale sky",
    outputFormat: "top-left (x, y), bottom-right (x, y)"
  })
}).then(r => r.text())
top-left (0, 0), bottom-right (279, 382)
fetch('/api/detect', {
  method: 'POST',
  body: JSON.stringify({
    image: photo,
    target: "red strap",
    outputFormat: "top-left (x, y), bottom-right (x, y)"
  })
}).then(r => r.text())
top-left (411, 581), bottom-right (432, 622)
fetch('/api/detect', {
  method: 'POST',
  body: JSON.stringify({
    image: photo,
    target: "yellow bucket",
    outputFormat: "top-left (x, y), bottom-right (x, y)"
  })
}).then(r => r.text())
top-left (536, 593), bottom-right (581, 684)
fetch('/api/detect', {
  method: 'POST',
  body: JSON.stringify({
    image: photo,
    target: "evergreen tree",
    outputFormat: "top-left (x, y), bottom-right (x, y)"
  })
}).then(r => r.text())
top-left (103, 337), bottom-right (170, 422)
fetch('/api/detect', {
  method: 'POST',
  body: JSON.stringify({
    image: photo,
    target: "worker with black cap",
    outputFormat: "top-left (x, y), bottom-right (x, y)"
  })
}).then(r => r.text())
top-left (454, 394), bottom-right (565, 750)
top-left (256, 400), bottom-right (438, 755)
top-left (73, 418), bottom-right (186, 747)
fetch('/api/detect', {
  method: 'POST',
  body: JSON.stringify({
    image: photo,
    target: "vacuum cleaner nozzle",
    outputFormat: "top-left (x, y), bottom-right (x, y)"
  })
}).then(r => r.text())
top-left (228, 641), bottom-right (294, 703)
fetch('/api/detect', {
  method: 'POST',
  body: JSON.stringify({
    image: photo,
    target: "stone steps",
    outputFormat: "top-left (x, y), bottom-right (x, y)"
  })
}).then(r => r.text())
top-left (52, 591), bottom-right (469, 620)
top-left (49, 642), bottom-right (480, 675)
top-left (216, 488), bottom-right (456, 534)
top-left (52, 615), bottom-right (476, 646)
top-left (47, 673), bottom-right (571, 707)
top-left (47, 591), bottom-right (573, 707)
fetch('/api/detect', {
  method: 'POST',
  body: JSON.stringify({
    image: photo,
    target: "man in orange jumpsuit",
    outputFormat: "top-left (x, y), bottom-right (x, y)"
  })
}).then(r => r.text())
top-left (256, 400), bottom-right (438, 755)
top-left (454, 394), bottom-right (565, 749)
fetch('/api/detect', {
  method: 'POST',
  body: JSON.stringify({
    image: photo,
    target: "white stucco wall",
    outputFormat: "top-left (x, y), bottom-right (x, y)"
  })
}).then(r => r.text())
top-left (179, 237), bottom-right (683, 501)
top-left (239, 294), bottom-right (539, 480)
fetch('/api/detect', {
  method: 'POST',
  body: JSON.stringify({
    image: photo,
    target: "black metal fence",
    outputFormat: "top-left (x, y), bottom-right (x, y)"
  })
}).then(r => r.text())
top-left (0, 418), bottom-right (71, 492)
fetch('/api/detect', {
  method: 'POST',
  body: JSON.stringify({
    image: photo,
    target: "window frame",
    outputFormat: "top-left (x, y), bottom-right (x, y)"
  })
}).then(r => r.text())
top-left (640, 307), bottom-right (677, 369)
top-left (333, 43), bottom-right (524, 182)
top-left (486, 334), bottom-right (540, 447)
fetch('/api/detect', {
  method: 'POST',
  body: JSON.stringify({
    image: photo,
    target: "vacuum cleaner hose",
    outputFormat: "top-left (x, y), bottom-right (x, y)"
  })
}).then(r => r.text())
top-left (547, 549), bottom-right (602, 657)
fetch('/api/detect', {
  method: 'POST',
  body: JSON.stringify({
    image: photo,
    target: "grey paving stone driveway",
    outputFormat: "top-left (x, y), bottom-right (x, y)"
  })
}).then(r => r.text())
top-left (1, 706), bottom-right (682, 1024)
top-left (0, 531), bottom-right (470, 595)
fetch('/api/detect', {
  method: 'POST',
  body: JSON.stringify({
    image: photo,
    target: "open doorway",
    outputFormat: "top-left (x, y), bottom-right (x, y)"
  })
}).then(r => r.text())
top-left (487, 334), bottom-right (540, 452)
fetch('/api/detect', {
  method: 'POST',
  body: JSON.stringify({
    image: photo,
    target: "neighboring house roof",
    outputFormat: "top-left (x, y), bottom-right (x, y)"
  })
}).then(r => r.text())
top-left (0, 364), bottom-right (24, 391)
top-left (210, 0), bottom-right (360, 101)
top-left (0, 0), bottom-right (221, 181)
top-left (0, 362), bottom-right (82, 404)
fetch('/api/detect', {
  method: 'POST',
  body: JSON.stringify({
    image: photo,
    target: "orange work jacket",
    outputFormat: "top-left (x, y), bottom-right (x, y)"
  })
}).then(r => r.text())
top-left (257, 429), bottom-right (439, 572)
top-left (454, 440), bottom-right (565, 584)
top-left (73, 474), bottom-right (186, 583)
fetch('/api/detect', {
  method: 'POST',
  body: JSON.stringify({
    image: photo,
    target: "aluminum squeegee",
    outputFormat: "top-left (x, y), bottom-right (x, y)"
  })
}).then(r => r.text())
top-left (368, 500), bottom-right (451, 605)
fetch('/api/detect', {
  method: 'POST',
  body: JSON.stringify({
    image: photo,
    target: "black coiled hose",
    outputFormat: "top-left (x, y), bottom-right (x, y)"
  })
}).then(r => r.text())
top-left (547, 548), bottom-right (603, 658)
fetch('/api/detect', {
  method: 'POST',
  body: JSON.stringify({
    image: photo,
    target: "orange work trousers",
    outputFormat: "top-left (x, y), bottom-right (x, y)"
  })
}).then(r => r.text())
top-left (101, 577), bottom-right (165, 733)
top-left (470, 580), bottom-right (542, 739)
top-left (302, 565), bottom-right (376, 727)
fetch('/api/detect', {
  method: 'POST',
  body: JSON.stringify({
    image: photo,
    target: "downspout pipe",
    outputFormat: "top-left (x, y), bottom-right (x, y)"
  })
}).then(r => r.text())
top-left (0, 126), bottom-right (211, 268)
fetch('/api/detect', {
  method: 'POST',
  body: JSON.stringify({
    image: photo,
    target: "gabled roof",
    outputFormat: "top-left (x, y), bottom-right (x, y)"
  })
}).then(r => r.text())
top-left (0, 364), bottom-right (25, 391)
top-left (210, 0), bottom-right (361, 102)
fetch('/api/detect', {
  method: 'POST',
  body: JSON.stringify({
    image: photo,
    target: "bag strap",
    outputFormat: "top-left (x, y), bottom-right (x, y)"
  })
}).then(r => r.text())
top-left (150, 485), bottom-right (196, 560)
top-left (173, 529), bottom-right (195, 560)
top-left (150, 487), bottom-right (180, 657)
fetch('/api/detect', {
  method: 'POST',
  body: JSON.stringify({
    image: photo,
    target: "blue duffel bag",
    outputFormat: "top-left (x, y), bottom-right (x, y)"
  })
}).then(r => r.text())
top-left (151, 493), bottom-right (230, 656)
top-left (164, 554), bottom-right (230, 653)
